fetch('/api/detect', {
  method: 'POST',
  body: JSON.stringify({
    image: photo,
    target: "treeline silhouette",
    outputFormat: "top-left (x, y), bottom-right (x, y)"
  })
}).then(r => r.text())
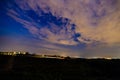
top-left (0, 55), bottom-right (120, 80)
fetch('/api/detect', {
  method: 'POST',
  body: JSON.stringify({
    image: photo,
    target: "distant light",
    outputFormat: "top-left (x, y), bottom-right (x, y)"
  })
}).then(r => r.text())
top-left (105, 57), bottom-right (112, 60)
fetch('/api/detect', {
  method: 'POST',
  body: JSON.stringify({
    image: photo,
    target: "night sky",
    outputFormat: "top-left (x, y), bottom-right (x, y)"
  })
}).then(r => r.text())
top-left (0, 0), bottom-right (120, 58)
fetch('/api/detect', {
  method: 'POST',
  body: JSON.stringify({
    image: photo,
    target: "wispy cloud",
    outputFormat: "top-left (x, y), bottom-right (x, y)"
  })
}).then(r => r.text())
top-left (7, 0), bottom-right (80, 45)
top-left (0, 35), bottom-right (77, 57)
top-left (6, 0), bottom-right (120, 46)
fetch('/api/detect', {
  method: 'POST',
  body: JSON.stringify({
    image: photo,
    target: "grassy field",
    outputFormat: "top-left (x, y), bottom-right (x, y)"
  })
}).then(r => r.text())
top-left (0, 55), bottom-right (120, 80)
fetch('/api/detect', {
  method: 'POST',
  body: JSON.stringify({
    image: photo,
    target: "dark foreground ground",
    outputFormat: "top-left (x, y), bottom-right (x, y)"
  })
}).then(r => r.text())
top-left (0, 55), bottom-right (120, 80)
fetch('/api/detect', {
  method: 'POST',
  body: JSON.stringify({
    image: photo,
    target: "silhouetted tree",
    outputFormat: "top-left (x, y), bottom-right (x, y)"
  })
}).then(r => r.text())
top-left (25, 52), bottom-right (31, 56)
top-left (65, 56), bottom-right (71, 59)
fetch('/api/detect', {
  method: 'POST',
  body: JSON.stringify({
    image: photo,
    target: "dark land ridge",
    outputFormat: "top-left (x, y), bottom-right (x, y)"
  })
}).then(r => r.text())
top-left (0, 54), bottom-right (120, 80)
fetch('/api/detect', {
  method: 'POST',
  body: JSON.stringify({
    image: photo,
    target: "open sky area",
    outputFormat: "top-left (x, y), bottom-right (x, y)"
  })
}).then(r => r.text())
top-left (0, 0), bottom-right (120, 58)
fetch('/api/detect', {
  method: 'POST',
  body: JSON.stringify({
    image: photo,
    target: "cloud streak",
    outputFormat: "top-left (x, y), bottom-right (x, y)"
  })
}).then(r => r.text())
top-left (6, 0), bottom-right (120, 46)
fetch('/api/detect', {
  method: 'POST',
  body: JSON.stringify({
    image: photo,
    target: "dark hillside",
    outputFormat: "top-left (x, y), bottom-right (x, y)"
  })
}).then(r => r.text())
top-left (0, 55), bottom-right (120, 80)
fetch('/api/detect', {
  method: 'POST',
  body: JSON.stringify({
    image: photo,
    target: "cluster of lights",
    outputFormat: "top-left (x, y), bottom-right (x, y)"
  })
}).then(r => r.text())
top-left (0, 51), bottom-right (27, 56)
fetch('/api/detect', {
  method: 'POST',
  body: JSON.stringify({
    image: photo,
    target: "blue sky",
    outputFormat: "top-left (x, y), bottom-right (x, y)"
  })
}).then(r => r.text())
top-left (0, 0), bottom-right (120, 58)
